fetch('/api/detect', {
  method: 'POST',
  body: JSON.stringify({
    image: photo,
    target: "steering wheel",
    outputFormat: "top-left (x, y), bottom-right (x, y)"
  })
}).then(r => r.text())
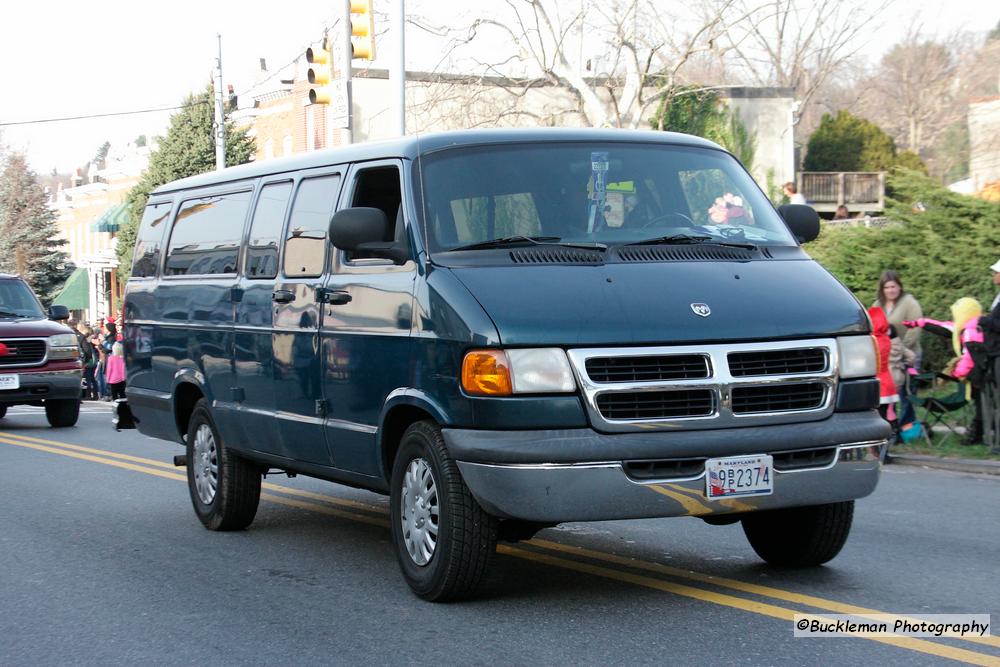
top-left (636, 211), bottom-right (697, 229)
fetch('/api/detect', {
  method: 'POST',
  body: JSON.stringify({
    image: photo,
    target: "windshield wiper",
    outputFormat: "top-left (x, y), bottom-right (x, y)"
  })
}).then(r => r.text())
top-left (623, 234), bottom-right (757, 250)
top-left (0, 310), bottom-right (27, 318)
top-left (450, 235), bottom-right (607, 252)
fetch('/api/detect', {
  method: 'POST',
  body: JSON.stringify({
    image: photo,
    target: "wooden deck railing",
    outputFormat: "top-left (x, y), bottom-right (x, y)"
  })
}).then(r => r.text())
top-left (798, 172), bottom-right (885, 213)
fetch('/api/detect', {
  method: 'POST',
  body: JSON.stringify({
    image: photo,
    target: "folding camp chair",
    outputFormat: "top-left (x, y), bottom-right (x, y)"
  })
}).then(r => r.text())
top-left (908, 372), bottom-right (969, 446)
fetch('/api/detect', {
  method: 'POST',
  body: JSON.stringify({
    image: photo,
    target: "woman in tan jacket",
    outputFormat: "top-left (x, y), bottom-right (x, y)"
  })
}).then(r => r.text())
top-left (873, 270), bottom-right (923, 426)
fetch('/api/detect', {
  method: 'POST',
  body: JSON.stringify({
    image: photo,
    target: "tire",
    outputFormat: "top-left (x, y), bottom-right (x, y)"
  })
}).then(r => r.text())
top-left (390, 420), bottom-right (498, 601)
top-left (45, 399), bottom-right (80, 427)
top-left (186, 399), bottom-right (261, 531)
top-left (0, 405), bottom-right (7, 419)
top-left (741, 501), bottom-right (854, 567)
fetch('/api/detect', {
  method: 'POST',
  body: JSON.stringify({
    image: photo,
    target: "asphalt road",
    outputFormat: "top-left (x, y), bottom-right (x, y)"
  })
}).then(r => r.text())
top-left (2, 403), bottom-right (998, 666)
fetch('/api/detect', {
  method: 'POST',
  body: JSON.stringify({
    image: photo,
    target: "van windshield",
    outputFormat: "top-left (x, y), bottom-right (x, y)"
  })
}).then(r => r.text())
top-left (417, 142), bottom-right (796, 254)
top-left (0, 280), bottom-right (45, 319)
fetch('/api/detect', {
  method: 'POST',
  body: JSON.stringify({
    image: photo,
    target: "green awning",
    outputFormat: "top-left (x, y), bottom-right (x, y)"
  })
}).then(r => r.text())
top-left (90, 202), bottom-right (130, 233)
top-left (51, 267), bottom-right (89, 310)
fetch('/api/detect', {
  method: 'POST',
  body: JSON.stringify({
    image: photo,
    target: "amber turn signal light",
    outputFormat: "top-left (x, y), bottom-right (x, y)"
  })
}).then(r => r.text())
top-left (461, 350), bottom-right (513, 396)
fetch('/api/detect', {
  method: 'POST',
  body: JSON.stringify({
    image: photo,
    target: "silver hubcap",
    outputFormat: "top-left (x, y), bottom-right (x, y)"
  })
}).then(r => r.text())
top-left (192, 424), bottom-right (218, 505)
top-left (400, 458), bottom-right (439, 566)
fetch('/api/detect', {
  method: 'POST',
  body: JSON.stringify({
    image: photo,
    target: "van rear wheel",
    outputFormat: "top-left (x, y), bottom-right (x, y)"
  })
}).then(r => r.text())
top-left (741, 501), bottom-right (854, 566)
top-left (186, 399), bottom-right (261, 531)
top-left (45, 399), bottom-right (80, 427)
top-left (390, 420), bottom-right (498, 601)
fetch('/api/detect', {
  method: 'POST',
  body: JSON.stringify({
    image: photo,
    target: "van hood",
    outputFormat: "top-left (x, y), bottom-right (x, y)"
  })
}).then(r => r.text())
top-left (448, 259), bottom-right (868, 346)
top-left (0, 316), bottom-right (72, 338)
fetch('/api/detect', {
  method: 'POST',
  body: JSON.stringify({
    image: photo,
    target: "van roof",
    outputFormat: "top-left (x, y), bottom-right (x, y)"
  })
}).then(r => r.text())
top-left (150, 128), bottom-right (723, 196)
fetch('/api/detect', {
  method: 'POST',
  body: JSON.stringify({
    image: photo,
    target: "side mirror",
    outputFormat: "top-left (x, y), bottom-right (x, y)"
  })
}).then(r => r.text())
top-left (48, 305), bottom-right (70, 321)
top-left (778, 204), bottom-right (821, 243)
top-left (329, 207), bottom-right (409, 264)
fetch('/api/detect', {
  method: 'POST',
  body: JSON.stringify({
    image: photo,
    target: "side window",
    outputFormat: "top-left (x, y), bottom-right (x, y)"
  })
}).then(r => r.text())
top-left (165, 190), bottom-right (252, 276)
top-left (246, 182), bottom-right (292, 279)
top-left (283, 175), bottom-right (341, 278)
top-left (131, 202), bottom-right (172, 278)
top-left (348, 166), bottom-right (403, 261)
top-left (448, 193), bottom-right (540, 243)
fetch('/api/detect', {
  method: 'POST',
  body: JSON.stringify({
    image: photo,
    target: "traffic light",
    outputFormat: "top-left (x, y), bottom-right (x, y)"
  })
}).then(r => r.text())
top-left (306, 38), bottom-right (334, 104)
top-left (350, 0), bottom-right (375, 61)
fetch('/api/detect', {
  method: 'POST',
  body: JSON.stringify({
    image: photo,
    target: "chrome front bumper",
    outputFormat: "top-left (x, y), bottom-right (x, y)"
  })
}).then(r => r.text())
top-left (457, 441), bottom-right (886, 523)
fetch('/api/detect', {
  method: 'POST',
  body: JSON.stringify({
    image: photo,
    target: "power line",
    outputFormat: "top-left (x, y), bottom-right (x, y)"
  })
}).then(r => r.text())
top-left (0, 101), bottom-right (211, 127)
top-left (2, 23), bottom-right (337, 129)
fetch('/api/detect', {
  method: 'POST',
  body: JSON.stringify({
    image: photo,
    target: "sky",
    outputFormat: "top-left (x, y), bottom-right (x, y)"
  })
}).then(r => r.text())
top-left (1, 0), bottom-right (997, 175)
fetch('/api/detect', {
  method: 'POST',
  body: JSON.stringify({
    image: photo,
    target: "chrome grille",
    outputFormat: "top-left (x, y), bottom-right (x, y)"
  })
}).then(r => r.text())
top-left (585, 354), bottom-right (708, 383)
top-left (0, 338), bottom-right (47, 367)
top-left (596, 389), bottom-right (714, 420)
top-left (728, 348), bottom-right (827, 376)
top-left (731, 383), bottom-right (827, 414)
top-left (568, 339), bottom-right (838, 432)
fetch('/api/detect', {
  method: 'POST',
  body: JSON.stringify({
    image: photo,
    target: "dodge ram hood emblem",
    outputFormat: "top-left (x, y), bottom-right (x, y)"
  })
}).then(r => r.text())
top-left (690, 303), bottom-right (711, 317)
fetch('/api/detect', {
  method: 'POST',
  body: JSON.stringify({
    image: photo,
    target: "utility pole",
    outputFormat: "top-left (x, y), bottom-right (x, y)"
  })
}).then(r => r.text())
top-left (391, 0), bottom-right (405, 136)
top-left (340, 0), bottom-right (353, 145)
top-left (213, 34), bottom-right (226, 170)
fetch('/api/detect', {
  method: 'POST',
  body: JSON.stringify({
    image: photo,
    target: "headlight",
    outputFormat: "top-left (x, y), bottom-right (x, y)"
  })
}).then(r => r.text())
top-left (837, 335), bottom-right (877, 379)
top-left (462, 348), bottom-right (576, 396)
top-left (48, 333), bottom-right (80, 360)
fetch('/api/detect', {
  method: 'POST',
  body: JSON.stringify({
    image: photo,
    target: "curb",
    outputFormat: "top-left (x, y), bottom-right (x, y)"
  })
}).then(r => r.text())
top-left (889, 453), bottom-right (1000, 476)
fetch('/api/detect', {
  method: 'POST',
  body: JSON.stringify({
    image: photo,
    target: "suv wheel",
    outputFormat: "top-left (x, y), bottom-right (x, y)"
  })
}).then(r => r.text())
top-left (186, 399), bottom-right (261, 531)
top-left (390, 420), bottom-right (497, 601)
top-left (45, 399), bottom-right (80, 427)
top-left (741, 501), bottom-right (854, 566)
top-left (0, 405), bottom-right (7, 419)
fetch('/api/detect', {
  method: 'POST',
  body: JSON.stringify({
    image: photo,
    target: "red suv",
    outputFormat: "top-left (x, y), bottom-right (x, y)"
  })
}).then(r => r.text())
top-left (0, 274), bottom-right (82, 427)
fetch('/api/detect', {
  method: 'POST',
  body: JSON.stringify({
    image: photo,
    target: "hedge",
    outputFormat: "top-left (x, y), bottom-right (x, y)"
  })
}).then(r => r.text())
top-left (806, 170), bottom-right (1000, 371)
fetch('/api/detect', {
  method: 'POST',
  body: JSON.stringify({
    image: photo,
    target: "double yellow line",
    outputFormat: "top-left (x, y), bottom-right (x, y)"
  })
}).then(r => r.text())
top-left (1, 429), bottom-right (998, 666)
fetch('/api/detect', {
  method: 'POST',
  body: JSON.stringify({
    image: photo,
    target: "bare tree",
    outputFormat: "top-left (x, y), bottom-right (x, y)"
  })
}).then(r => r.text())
top-left (407, 0), bottom-right (747, 129)
top-left (720, 0), bottom-right (894, 130)
top-left (856, 28), bottom-right (961, 154)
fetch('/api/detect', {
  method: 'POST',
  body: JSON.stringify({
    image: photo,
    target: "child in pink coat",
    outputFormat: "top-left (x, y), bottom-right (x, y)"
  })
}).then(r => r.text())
top-left (105, 341), bottom-right (127, 400)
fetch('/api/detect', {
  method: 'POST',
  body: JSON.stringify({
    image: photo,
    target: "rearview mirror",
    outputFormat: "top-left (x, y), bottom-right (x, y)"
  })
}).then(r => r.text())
top-left (48, 305), bottom-right (70, 321)
top-left (329, 207), bottom-right (409, 264)
top-left (777, 204), bottom-right (821, 243)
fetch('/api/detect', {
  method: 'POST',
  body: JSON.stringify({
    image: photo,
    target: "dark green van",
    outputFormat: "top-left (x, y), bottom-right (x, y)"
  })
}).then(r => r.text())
top-left (124, 129), bottom-right (889, 601)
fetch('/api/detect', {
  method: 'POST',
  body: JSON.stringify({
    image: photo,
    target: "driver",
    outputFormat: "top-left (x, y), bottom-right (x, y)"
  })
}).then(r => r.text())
top-left (624, 193), bottom-right (655, 228)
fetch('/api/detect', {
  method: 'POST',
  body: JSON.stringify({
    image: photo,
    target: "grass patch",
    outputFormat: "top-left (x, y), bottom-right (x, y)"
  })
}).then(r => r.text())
top-left (893, 438), bottom-right (1000, 460)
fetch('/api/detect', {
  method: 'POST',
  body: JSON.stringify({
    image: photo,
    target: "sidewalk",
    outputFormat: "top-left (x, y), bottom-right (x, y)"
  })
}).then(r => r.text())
top-left (889, 453), bottom-right (1000, 476)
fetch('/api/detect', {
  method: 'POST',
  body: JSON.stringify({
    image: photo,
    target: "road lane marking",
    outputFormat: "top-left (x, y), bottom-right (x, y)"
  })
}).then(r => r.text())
top-left (2, 432), bottom-right (998, 665)
top-left (526, 538), bottom-right (1000, 649)
top-left (0, 430), bottom-right (385, 517)
top-left (497, 546), bottom-right (1000, 666)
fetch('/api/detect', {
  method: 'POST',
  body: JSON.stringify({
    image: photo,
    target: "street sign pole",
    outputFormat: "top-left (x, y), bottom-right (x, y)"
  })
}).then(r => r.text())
top-left (341, 0), bottom-right (353, 145)
top-left (214, 33), bottom-right (226, 170)
top-left (391, 0), bottom-right (405, 136)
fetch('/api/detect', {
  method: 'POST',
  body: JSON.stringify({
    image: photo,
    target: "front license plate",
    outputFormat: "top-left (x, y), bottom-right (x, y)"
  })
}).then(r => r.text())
top-left (706, 455), bottom-right (773, 499)
top-left (0, 374), bottom-right (20, 391)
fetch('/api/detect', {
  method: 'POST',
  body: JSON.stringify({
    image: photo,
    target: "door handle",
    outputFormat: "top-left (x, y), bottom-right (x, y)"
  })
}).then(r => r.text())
top-left (317, 288), bottom-right (352, 305)
top-left (272, 289), bottom-right (295, 304)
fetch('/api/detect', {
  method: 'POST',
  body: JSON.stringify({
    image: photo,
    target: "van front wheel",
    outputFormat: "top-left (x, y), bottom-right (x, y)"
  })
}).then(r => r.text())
top-left (741, 501), bottom-right (854, 566)
top-left (186, 399), bottom-right (261, 531)
top-left (390, 420), bottom-right (498, 601)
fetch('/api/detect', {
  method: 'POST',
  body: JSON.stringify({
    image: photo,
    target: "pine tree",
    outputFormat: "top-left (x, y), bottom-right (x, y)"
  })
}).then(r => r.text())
top-left (116, 85), bottom-right (255, 279)
top-left (803, 110), bottom-right (928, 173)
top-left (0, 153), bottom-right (74, 303)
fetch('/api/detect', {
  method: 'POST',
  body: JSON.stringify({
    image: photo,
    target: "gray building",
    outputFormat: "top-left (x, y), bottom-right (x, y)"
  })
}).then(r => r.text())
top-left (969, 97), bottom-right (1000, 191)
